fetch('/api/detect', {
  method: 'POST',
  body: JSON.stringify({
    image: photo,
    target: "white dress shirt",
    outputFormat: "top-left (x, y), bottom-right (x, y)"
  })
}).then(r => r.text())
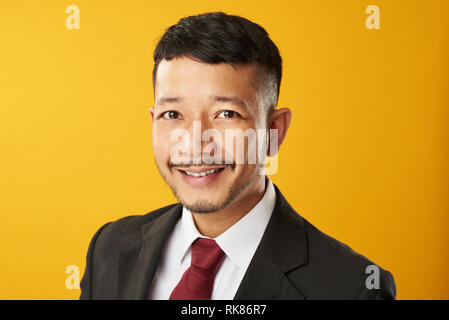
top-left (147, 177), bottom-right (276, 300)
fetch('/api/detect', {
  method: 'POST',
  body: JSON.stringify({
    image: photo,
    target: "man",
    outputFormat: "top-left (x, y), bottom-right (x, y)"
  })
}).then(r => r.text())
top-left (80, 12), bottom-right (396, 300)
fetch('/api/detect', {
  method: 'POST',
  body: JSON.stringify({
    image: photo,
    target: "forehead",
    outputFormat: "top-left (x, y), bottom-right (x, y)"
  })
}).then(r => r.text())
top-left (154, 57), bottom-right (258, 103)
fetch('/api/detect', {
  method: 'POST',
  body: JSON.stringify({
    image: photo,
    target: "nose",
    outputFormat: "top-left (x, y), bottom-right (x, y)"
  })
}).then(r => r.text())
top-left (174, 117), bottom-right (221, 165)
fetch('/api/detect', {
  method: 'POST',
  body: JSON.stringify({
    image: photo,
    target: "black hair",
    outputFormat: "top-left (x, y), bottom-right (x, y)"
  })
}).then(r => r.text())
top-left (152, 12), bottom-right (282, 111)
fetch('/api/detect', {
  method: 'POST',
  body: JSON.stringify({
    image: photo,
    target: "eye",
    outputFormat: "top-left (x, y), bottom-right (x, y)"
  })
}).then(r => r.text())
top-left (217, 110), bottom-right (240, 119)
top-left (161, 111), bottom-right (181, 120)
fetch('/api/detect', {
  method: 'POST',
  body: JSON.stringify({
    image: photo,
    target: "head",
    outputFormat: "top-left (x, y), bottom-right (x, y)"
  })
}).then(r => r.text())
top-left (150, 12), bottom-right (291, 213)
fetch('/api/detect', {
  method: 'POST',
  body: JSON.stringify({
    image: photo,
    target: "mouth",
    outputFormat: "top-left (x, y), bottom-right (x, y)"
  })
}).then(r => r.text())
top-left (175, 166), bottom-right (226, 186)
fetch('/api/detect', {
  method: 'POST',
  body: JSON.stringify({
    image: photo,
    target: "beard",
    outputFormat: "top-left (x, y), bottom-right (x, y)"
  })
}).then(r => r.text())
top-left (173, 184), bottom-right (241, 213)
top-left (155, 158), bottom-right (260, 214)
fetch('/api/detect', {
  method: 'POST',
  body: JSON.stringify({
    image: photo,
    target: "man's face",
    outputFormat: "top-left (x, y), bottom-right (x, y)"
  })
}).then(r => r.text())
top-left (151, 57), bottom-right (267, 213)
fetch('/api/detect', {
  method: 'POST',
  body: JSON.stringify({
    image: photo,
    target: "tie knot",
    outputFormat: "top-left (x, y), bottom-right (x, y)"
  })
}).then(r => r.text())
top-left (191, 238), bottom-right (226, 274)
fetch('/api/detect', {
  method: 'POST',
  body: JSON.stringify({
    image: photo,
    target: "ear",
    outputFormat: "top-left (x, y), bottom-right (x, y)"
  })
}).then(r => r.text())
top-left (267, 107), bottom-right (292, 156)
top-left (149, 106), bottom-right (155, 123)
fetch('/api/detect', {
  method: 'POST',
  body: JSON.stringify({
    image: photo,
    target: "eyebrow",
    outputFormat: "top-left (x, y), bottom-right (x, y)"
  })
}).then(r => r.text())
top-left (212, 96), bottom-right (250, 111)
top-left (156, 96), bottom-right (183, 106)
top-left (156, 95), bottom-right (250, 111)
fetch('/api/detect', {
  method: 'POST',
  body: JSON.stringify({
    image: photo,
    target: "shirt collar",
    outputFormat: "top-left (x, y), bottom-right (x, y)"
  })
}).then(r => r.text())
top-left (178, 177), bottom-right (276, 271)
top-left (178, 205), bottom-right (210, 264)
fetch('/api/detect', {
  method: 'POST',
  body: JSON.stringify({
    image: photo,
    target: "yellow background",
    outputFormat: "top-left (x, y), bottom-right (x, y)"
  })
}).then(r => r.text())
top-left (1, 0), bottom-right (448, 299)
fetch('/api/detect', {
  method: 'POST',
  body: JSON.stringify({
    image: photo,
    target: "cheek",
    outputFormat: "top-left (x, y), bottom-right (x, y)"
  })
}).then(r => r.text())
top-left (154, 142), bottom-right (173, 159)
top-left (153, 122), bottom-right (179, 156)
top-left (153, 121), bottom-right (176, 140)
top-left (153, 136), bottom-right (172, 165)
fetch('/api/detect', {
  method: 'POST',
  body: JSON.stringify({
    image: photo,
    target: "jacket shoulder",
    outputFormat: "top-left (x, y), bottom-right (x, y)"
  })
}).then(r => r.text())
top-left (79, 203), bottom-right (179, 299)
top-left (289, 218), bottom-right (396, 299)
top-left (91, 203), bottom-right (179, 257)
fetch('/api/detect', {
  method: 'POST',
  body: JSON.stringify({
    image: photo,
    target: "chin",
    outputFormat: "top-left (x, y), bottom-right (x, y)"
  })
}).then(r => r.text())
top-left (179, 187), bottom-right (238, 212)
top-left (182, 199), bottom-right (227, 214)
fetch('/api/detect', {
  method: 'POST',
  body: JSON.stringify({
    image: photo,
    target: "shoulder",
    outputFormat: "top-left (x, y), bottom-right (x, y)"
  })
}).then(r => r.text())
top-left (90, 203), bottom-right (179, 255)
top-left (272, 184), bottom-right (396, 299)
top-left (290, 217), bottom-right (396, 299)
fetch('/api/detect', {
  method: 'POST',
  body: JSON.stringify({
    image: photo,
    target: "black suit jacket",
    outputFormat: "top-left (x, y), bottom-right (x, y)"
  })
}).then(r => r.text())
top-left (79, 184), bottom-right (396, 300)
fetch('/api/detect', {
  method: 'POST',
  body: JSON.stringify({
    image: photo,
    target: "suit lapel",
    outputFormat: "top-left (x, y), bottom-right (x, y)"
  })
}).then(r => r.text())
top-left (234, 184), bottom-right (308, 300)
top-left (116, 204), bottom-right (182, 299)
top-left (232, 250), bottom-right (306, 300)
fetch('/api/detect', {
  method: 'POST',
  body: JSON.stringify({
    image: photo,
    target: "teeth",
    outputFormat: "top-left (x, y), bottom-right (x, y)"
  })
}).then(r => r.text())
top-left (184, 168), bottom-right (221, 177)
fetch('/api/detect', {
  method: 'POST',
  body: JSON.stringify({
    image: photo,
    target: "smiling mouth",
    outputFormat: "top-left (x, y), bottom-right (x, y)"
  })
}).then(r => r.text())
top-left (177, 167), bottom-right (225, 177)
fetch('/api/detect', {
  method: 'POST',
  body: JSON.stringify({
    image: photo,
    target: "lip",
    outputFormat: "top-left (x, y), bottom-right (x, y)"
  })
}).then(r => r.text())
top-left (175, 166), bottom-right (225, 173)
top-left (176, 166), bottom-right (226, 187)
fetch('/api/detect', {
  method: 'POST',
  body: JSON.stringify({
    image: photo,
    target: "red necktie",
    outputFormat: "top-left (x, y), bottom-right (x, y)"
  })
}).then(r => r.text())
top-left (169, 238), bottom-right (226, 300)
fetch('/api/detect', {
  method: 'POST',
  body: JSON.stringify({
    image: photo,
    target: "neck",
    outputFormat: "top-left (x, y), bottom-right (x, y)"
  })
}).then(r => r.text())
top-left (192, 176), bottom-right (267, 238)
